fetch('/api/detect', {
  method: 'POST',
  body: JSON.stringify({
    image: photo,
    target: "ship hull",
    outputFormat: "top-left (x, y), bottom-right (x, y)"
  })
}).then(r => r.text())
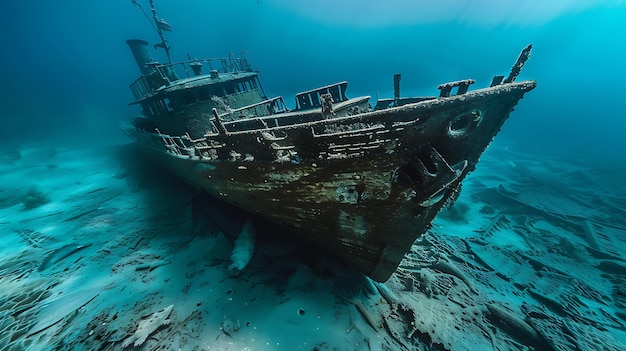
top-left (124, 80), bottom-right (536, 281)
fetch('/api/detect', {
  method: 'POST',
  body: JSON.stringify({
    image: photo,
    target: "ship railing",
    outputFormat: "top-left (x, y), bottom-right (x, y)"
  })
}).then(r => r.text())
top-left (131, 53), bottom-right (257, 99)
top-left (216, 97), bottom-right (290, 133)
top-left (155, 128), bottom-right (198, 158)
top-left (218, 94), bottom-right (371, 135)
top-left (129, 69), bottom-right (175, 99)
top-left (130, 75), bottom-right (152, 100)
top-left (156, 53), bottom-right (255, 82)
top-left (227, 97), bottom-right (288, 120)
top-left (295, 81), bottom-right (348, 111)
top-left (154, 128), bottom-right (225, 160)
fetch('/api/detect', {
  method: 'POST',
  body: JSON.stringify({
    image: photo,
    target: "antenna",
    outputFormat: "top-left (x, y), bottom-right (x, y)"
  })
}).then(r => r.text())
top-left (132, 0), bottom-right (173, 64)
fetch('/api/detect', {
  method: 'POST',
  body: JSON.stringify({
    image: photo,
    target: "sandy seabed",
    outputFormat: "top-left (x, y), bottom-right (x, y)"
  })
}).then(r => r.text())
top-left (1, 143), bottom-right (625, 351)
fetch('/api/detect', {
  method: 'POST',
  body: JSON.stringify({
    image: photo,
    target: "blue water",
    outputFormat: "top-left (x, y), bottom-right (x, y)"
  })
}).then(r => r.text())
top-left (2, 1), bottom-right (625, 163)
top-left (1, 1), bottom-right (626, 350)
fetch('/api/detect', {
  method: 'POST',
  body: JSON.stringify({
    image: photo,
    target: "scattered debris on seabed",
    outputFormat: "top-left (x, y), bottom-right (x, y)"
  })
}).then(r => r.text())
top-left (0, 144), bottom-right (625, 350)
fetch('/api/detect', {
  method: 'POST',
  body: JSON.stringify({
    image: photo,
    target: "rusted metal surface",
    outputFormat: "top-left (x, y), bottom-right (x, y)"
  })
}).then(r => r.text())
top-left (125, 5), bottom-right (535, 280)
top-left (125, 54), bottom-right (535, 281)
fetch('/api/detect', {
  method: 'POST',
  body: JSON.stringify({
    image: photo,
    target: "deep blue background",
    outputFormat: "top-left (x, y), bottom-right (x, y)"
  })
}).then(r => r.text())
top-left (1, 1), bottom-right (624, 168)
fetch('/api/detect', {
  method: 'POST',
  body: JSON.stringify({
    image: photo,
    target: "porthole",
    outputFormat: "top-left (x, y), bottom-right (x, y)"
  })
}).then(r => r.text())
top-left (448, 109), bottom-right (482, 137)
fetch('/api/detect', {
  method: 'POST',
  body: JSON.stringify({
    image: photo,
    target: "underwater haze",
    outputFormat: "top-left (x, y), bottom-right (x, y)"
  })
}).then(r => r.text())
top-left (1, 0), bottom-right (625, 164)
top-left (1, 1), bottom-right (626, 350)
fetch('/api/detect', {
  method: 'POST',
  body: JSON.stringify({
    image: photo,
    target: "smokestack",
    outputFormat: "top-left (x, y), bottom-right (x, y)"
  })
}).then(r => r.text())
top-left (126, 39), bottom-right (155, 75)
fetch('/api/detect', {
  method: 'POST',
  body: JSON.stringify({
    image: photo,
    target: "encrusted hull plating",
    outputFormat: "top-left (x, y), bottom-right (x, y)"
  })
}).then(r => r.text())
top-left (124, 80), bottom-right (536, 281)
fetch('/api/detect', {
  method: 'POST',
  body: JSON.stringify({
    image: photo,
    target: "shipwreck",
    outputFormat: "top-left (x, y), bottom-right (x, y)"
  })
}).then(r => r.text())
top-left (123, 0), bottom-right (536, 281)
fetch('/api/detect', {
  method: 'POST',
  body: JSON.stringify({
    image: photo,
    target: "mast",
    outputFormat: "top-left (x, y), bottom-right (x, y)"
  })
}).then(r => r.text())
top-left (132, 0), bottom-right (173, 64)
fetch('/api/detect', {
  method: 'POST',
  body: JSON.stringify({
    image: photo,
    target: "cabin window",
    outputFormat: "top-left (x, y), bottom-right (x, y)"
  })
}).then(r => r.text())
top-left (225, 84), bottom-right (236, 95)
top-left (149, 99), bottom-right (165, 115)
top-left (155, 100), bottom-right (165, 115)
top-left (246, 79), bottom-right (256, 91)
top-left (146, 101), bottom-right (161, 116)
top-left (164, 98), bottom-right (174, 113)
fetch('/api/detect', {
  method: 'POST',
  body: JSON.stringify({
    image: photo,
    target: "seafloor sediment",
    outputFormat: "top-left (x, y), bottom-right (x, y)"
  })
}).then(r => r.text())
top-left (0, 143), bottom-right (624, 350)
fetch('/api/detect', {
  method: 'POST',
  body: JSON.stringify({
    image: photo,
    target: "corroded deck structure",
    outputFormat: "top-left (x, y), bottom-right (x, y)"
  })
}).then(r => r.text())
top-left (124, 0), bottom-right (535, 281)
